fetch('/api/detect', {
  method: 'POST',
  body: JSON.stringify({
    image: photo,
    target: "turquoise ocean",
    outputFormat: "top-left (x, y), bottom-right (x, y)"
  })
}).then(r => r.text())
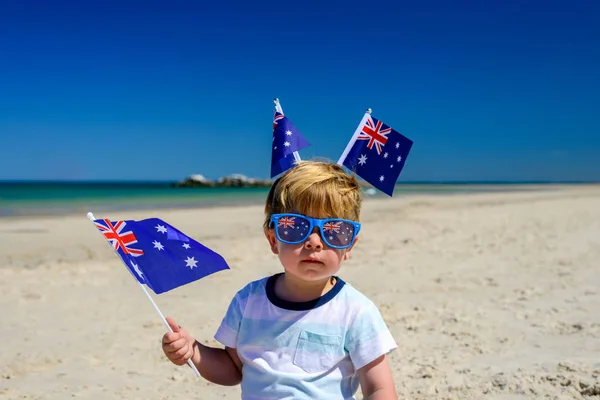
top-left (0, 181), bottom-right (555, 218)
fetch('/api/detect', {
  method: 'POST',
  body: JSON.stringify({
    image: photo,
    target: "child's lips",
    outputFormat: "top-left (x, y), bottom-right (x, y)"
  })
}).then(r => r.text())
top-left (302, 258), bottom-right (323, 264)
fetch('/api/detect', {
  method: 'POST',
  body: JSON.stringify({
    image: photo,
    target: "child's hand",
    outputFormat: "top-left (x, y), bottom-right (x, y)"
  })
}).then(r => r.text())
top-left (162, 317), bottom-right (196, 366)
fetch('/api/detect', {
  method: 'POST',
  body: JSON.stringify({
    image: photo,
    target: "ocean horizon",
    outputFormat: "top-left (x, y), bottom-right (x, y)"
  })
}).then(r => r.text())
top-left (0, 180), bottom-right (596, 218)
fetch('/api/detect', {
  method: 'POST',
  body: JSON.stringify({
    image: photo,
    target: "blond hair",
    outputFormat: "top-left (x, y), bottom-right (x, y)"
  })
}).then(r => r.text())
top-left (264, 160), bottom-right (362, 230)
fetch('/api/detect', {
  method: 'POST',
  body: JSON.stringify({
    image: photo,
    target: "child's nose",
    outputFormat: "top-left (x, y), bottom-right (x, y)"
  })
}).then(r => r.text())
top-left (304, 229), bottom-right (323, 250)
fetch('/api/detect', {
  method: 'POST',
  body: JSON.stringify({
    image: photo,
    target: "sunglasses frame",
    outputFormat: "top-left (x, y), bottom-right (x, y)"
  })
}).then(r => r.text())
top-left (270, 213), bottom-right (361, 249)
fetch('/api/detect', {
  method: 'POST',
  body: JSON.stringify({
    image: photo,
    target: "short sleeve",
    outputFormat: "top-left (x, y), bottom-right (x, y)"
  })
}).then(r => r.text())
top-left (345, 303), bottom-right (397, 370)
top-left (214, 293), bottom-right (244, 348)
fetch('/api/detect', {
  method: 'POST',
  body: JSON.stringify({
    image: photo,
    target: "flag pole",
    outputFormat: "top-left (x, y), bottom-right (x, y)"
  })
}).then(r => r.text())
top-left (86, 212), bottom-right (201, 378)
top-left (337, 108), bottom-right (372, 165)
top-left (274, 98), bottom-right (301, 162)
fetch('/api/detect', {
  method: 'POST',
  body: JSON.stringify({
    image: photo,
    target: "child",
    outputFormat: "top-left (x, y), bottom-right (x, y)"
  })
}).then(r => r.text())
top-left (162, 161), bottom-right (398, 399)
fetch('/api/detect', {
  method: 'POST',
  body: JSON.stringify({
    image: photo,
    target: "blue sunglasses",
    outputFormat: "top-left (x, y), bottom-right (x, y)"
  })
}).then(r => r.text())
top-left (270, 213), bottom-right (361, 249)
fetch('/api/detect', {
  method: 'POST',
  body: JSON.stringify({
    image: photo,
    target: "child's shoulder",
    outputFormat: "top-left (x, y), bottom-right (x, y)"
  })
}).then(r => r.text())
top-left (336, 278), bottom-right (379, 309)
top-left (233, 275), bottom-right (270, 298)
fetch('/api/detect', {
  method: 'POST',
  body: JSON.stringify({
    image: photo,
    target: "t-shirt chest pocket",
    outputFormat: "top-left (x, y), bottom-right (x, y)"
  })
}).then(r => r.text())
top-left (293, 330), bottom-right (346, 374)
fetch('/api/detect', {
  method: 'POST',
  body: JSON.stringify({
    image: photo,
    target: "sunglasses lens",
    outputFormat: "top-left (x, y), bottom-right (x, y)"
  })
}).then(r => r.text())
top-left (276, 215), bottom-right (311, 243)
top-left (321, 221), bottom-right (356, 248)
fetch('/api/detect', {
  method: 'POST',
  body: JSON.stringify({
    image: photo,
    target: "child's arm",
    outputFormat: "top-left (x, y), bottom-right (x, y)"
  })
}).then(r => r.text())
top-left (190, 342), bottom-right (242, 386)
top-left (358, 354), bottom-right (397, 400)
top-left (162, 317), bottom-right (242, 386)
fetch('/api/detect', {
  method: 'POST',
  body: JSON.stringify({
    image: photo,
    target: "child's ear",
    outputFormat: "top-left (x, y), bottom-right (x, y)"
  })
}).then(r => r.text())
top-left (264, 228), bottom-right (279, 254)
top-left (343, 235), bottom-right (359, 260)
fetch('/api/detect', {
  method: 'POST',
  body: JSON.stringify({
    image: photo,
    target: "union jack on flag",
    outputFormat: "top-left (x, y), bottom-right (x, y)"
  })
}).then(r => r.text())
top-left (92, 217), bottom-right (229, 294)
top-left (357, 116), bottom-right (392, 155)
top-left (94, 219), bottom-right (144, 256)
top-left (338, 113), bottom-right (413, 196)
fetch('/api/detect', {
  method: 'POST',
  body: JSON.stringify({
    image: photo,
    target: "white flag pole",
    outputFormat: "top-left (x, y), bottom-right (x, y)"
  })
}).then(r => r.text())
top-left (86, 212), bottom-right (201, 378)
top-left (337, 108), bottom-right (372, 165)
top-left (274, 98), bottom-right (301, 162)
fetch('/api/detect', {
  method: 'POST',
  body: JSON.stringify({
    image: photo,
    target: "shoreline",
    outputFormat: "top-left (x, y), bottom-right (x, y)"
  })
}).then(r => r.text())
top-left (1, 183), bottom-right (595, 221)
top-left (0, 195), bottom-right (269, 220)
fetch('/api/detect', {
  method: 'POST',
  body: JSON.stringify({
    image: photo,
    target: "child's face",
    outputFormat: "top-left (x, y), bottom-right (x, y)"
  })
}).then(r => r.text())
top-left (265, 214), bottom-right (359, 283)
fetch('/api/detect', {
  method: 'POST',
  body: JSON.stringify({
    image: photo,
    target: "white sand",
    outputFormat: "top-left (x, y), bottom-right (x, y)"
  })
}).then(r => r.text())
top-left (1, 186), bottom-right (599, 399)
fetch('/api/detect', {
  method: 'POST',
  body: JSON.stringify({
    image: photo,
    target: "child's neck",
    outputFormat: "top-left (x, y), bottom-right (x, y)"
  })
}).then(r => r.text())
top-left (276, 273), bottom-right (336, 303)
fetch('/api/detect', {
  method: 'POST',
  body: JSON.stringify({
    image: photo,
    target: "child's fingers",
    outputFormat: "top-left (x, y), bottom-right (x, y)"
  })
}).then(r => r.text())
top-left (162, 332), bottom-right (182, 344)
top-left (172, 343), bottom-right (192, 359)
top-left (166, 317), bottom-right (181, 333)
top-left (163, 337), bottom-right (188, 353)
top-left (170, 355), bottom-right (189, 366)
top-left (168, 343), bottom-right (194, 365)
top-left (163, 317), bottom-right (194, 366)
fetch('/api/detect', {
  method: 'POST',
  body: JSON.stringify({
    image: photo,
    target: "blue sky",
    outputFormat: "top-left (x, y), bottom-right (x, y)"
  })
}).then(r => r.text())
top-left (1, 1), bottom-right (598, 182)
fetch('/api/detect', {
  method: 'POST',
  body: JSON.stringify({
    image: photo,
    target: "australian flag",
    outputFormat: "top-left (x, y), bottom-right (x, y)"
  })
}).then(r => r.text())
top-left (271, 110), bottom-right (310, 178)
top-left (93, 218), bottom-right (229, 294)
top-left (338, 114), bottom-right (413, 196)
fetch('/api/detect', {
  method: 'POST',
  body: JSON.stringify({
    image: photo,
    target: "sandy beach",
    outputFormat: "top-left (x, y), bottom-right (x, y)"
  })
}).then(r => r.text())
top-left (1, 186), bottom-right (599, 399)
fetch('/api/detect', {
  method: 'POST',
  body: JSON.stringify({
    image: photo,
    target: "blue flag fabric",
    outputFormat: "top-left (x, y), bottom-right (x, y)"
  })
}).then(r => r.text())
top-left (271, 153), bottom-right (298, 178)
top-left (93, 217), bottom-right (229, 294)
top-left (339, 114), bottom-right (413, 196)
top-left (271, 111), bottom-right (310, 178)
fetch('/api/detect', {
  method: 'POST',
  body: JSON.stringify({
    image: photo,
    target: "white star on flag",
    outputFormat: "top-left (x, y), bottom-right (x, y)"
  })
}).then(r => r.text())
top-left (185, 256), bottom-right (198, 269)
top-left (358, 154), bottom-right (367, 165)
top-left (383, 152), bottom-right (388, 158)
top-left (153, 240), bottom-right (164, 251)
top-left (395, 142), bottom-right (400, 149)
top-left (155, 224), bottom-right (167, 234)
top-left (379, 175), bottom-right (385, 182)
top-left (182, 243), bottom-right (191, 249)
top-left (397, 155), bottom-right (402, 162)
top-left (285, 130), bottom-right (293, 136)
top-left (130, 261), bottom-right (143, 278)
top-left (284, 141), bottom-right (291, 147)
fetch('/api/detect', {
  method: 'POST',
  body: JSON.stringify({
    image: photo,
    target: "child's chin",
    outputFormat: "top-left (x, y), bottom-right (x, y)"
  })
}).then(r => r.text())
top-left (297, 267), bottom-right (330, 279)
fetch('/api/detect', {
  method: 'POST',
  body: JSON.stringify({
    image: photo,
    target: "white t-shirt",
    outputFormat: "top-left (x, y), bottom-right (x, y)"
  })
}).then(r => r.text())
top-left (214, 273), bottom-right (397, 399)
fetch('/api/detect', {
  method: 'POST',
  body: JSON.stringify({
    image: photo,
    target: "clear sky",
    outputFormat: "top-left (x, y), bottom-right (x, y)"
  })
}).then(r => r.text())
top-left (1, 1), bottom-right (598, 182)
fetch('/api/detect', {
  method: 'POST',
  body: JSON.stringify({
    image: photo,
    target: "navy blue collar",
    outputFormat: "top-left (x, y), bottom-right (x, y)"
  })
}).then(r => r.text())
top-left (266, 273), bottom-right (346, 311)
